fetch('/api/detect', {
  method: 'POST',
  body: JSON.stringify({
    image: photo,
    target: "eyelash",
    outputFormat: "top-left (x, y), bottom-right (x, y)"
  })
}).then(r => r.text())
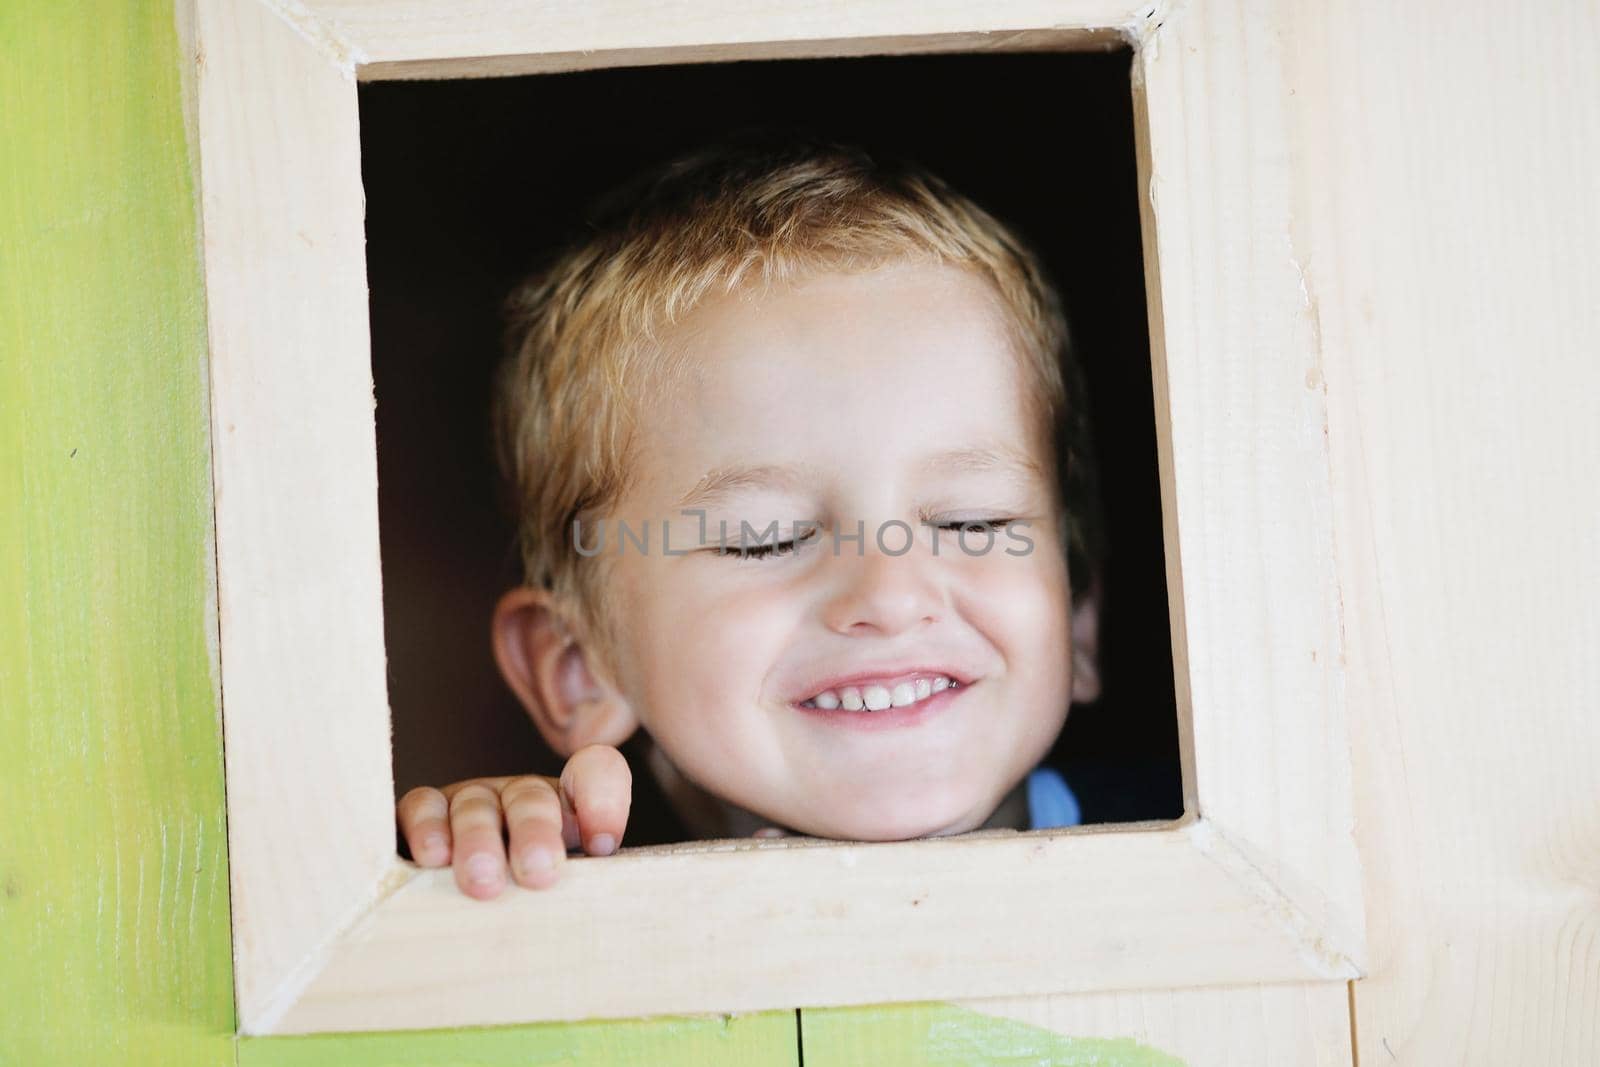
top-left (712, 519), bottom-right (1018, 560)
top-left (713, 528), bottom-right (821, 561)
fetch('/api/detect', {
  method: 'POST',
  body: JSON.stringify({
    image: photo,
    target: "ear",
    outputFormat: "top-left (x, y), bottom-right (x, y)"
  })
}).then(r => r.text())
top-left (491, 586), bottom-right (640, 758)
top-left (1069, 572), bottom-right (1103, 704)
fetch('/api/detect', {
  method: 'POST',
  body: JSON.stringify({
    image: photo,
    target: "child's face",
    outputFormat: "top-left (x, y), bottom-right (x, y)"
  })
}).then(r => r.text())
top-left (600, 260), bottom-right (1081, 840)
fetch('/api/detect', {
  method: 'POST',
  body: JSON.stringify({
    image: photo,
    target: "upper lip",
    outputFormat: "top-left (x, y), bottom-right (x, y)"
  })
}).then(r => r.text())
top-left (787, 662), bottom-right (979, 704)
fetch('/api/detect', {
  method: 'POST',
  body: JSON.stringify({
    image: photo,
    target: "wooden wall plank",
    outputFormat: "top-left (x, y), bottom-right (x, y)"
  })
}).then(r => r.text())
top-left (0, 1), bottom-right (234, 1064)
top-left (1291, 0), bottom-right (1600, 1063)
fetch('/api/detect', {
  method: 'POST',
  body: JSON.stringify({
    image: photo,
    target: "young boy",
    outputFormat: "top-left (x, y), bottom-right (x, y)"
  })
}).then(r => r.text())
top-left (396, 135), bottom-right (1105, 900)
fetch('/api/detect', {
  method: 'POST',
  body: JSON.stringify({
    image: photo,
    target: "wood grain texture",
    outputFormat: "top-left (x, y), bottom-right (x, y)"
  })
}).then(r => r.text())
top-left (1133, 0), bottom-right (1363, 953)
top-left (0, 1), bottom-right (233, 1064)
top-left (238, 1009), bottom-right (798, 1066)
top-left (193, 0), bottom-right (398, 1032)
top-left (291, 0), bottom-right (1151, 80)
top-left (271, 823), bottom-right (1353, 1033)
top-left (1289, 0), bottom-right (1600, 1063)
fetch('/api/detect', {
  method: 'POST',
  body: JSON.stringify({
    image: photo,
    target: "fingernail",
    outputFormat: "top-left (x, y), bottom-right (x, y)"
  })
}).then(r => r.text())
top-left (465, 854), bottom-right (501, 886)
top-left (517, 847), bottom-right (555, 877)
top-left (588, 833), bottom-right (616, 856)
top-left (422, 833), bottom-right (447, 855)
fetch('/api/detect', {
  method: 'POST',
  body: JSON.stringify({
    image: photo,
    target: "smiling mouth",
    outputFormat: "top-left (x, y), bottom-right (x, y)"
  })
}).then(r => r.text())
top-left (797, 674), bottom-right (964, 713)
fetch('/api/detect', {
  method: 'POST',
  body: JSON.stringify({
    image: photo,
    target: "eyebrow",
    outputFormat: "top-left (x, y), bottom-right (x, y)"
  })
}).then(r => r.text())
top-left (673, 444), bottom-right (1046, 512)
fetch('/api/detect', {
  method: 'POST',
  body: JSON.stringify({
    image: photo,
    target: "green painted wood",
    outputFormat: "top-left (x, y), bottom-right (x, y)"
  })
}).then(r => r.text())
top-left (0, 2), bottom-right (235, 1065)
top-left (238, 1011), bottom-right (798, 1066)
top-left (801, 1003), bottom-right (1187, 1066)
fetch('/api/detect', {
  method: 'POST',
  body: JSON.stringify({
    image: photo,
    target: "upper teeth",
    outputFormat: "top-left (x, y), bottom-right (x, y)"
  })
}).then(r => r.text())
top-left (804, 674), bottom-right (956, 711)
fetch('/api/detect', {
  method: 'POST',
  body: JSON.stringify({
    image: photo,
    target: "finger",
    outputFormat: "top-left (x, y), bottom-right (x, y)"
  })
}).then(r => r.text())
top-left (559, 744), bottom-right (633, 857)
top-left (439, 775), bottom-right (514, 802)
top-left (499, 776), bottom-right (567, 889)
top-left (397, 786), bottom-right (452, 867)
top-left (448, 781), bottom-right (510, 900)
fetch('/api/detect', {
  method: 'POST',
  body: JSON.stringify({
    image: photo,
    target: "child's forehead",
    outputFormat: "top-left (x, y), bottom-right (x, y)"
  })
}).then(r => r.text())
top-left (677, 259), bottom-right (1011, 343)
top-left (617, 261), bottom-right (1052, 499)
top-left (656, 263), bottom-right (1028, 398)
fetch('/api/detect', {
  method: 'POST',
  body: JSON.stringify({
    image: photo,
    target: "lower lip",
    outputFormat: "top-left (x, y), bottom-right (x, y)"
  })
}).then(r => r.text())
top-left (792, 683), bottom-right (971, 731)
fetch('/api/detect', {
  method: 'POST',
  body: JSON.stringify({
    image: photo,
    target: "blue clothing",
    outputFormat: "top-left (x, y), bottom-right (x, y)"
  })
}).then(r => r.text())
top-left (1026, 765), bottom-right (1082, 829)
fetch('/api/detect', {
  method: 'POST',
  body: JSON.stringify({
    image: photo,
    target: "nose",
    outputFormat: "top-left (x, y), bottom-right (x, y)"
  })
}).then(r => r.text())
top-left (819, 524), bottom-right (944, 637)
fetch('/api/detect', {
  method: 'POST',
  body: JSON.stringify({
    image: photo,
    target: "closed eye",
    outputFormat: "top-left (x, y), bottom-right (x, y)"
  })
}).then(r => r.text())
top-left (716, 541), bottom-right (796, 560)
top-left (712, 519), bottom-right (1021, 559)
top-left (712, 526), bottom-right (822, 561)
top-left (934, 517), bottom-right (1018, 532)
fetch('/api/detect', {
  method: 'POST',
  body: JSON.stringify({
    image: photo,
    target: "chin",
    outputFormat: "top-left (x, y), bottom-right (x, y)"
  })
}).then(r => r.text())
top-left (803, 801), bottom-right (973, 843)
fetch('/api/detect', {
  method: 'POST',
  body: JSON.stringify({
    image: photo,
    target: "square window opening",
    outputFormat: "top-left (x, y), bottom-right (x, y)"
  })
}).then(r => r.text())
top-left (358, 50), bottom-right (1184, 856)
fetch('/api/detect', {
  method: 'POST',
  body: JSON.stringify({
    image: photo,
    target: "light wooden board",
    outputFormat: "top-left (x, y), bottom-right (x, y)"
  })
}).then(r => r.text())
top-left (1132, 0), bottom-right (1362, 934)
top-left (279, 0), bottom-right (1152, 79)
top-left (1291, 0), bottom-right (1600, 1063)
top-left (194, 0), bottom-right (398, 1032)
top-left (0, 1), bottom-right (233, 1064)
top-left (273, 823), bottom-right (1355, 1033)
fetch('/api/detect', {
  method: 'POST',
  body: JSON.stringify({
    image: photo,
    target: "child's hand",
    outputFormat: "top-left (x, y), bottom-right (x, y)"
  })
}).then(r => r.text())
top-left (396, 743), bottom-right (631, 900)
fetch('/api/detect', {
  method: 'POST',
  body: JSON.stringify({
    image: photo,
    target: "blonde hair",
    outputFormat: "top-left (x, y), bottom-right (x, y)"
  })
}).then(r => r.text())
top-left (493, 135), bottom-right (1102, 663)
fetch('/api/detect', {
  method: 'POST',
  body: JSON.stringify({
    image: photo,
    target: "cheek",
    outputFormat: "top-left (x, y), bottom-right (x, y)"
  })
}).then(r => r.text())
top-left (615, 561), bottom-right (801, 724)
top-left (954, 540), bottom-right (1074, 676)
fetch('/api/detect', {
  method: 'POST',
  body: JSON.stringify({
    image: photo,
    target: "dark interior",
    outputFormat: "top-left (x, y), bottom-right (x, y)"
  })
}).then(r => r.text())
top-left (359, 49), bottom-right (1184, 845)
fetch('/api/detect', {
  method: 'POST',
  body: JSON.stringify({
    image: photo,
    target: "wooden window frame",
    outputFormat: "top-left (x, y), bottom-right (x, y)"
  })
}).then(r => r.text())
top-left (193, 0), bottom-right (1365, 1036)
